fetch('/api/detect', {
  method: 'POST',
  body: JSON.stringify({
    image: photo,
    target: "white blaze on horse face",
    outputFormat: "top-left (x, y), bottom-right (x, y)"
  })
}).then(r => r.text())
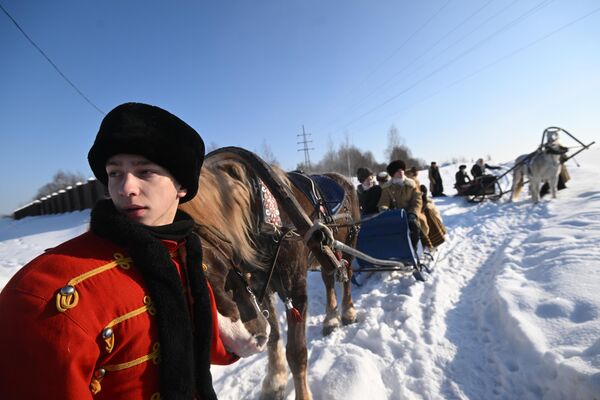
top-left (217, 311), bottom-right (270, 357)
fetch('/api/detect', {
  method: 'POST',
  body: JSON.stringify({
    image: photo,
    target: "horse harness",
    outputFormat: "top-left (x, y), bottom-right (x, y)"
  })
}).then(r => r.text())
top-left (193, 224), bottom-right (269, 320)
top-left (523, 142), bottom-right (569, 175)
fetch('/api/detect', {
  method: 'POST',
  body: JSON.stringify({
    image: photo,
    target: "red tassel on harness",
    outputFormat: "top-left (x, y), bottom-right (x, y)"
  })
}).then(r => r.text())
top-left (288, 307), bottom-right (304, 322)
top-left (285, 298), bottom-right (304, 322)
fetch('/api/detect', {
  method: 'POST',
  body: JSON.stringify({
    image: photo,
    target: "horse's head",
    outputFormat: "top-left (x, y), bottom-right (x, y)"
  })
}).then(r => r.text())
top-left (543, 128), bottom-right (569, 155)
top-left (202, 242), bottom-right (270, 357)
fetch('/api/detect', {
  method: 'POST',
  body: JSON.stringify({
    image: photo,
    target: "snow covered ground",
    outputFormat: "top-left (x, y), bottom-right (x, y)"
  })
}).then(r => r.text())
top-left (1, 147), bottom-right (598, 399)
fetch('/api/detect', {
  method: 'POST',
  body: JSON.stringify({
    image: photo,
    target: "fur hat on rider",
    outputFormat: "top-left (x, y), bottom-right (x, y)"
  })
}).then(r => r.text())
top-left (386, 160), bottom-right (406, 177)
top-left (88, 102), bottom-right (205, 203)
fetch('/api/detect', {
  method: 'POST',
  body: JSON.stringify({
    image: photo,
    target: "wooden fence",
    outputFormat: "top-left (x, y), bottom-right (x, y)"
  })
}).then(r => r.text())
top-left (12, 178), bottom-right (107, 220)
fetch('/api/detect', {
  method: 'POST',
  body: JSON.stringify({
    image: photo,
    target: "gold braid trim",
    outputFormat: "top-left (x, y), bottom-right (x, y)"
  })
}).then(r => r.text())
top-left (89, 342), bottom-right (159, 396)
top-left (55, 253), bottom-right (133, 312)
top-left (104, 342), bottom-right (161, 372)
top-left (102, 296), bottom-right (156, 353)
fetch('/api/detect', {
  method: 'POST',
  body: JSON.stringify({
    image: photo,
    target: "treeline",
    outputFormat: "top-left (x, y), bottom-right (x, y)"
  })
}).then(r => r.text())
top-left (297, 125), bottom-right (426, 176)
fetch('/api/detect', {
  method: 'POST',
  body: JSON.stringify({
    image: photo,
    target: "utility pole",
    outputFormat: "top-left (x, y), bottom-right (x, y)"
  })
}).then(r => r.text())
top-left (297, 125), bottom-right (314, 171)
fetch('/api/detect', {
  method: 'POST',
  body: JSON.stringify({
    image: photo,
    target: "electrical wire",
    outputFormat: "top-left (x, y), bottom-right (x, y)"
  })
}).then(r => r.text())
top-left (327, 0), bottom-right (497, 130)
top-left (0, 2), bottom-right (105, 115)
top-left (353, 4), bottom-right (600, 134)
top-left (320, 1), bottom-right (453, 131)
top-left (328, 0), bottom-right (555, 135)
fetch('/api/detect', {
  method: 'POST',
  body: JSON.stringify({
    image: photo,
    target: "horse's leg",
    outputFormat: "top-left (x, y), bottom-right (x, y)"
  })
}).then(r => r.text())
top-left (341, 254), bottom-right (356, 325)
top-left (260, 293), bottom-right (289, 400)
top-left (286, 285), bottom-right (312, 400)
top-left (530, 178), bottom-right (540, 203)
top-left (550, 172), bottom-right (559, 199)
top-left (320, 268), bottom-right (340, 335)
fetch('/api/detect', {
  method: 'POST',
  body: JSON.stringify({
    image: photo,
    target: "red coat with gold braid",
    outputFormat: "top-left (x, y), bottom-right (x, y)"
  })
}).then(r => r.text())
top-left (0, 231), bottom-right (237, 400)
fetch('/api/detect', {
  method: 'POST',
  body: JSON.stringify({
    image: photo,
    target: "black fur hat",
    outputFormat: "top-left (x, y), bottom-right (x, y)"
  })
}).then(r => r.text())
top-left (88, 102), bottom-right (205, 203)
top-left (356, 167), bottom-right (373, 183)
top-left (386, 160), bottom-right (406, 177)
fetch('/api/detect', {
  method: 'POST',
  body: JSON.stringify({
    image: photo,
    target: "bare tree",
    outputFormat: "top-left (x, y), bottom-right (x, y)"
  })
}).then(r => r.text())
top-left (260, 140), bottom-right (279, 165)
top-left (385, 125), bottom-right (405, 161)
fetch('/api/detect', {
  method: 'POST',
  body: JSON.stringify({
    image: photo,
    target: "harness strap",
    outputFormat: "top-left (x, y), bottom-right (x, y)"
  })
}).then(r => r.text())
top-left (257, 228), bottom-right (295, 304)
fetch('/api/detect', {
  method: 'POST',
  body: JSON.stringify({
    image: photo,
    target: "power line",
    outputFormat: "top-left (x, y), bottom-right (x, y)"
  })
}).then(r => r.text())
top-left (0, 2), bottom-right (105, 115)
top-left (328, 0), bottom-right (496, 129)
top-left (353, 4), bottom-right (600, 134)
top-left (329, 0), bottom-right (554, 135)
top-left (320, 0), bottom-right (452, 131)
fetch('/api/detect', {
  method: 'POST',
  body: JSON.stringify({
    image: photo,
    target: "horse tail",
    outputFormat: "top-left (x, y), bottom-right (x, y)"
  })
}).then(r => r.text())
top-left (511, 167), bottom-right (525, 201)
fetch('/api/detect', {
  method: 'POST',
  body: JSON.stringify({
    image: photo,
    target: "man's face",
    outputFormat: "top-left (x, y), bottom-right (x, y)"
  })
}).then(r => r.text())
top-left (106, 154), bottom-right (187, 226)
top-left (393, 169), bottom-right (405, 179)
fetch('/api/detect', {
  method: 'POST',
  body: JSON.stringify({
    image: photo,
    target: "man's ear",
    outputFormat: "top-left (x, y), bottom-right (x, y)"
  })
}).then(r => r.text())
top-left (176, 186), bottom-right (188, 199)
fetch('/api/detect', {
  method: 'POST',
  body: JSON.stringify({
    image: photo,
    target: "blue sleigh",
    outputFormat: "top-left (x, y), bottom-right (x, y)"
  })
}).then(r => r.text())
top-left (331, 209), bottom-right (427, 283)
top-left (287, 172), bottom-right (427, 283)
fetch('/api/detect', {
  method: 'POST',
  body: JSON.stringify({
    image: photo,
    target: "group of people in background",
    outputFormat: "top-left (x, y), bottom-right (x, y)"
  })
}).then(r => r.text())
top-left (355, 149), bottom-right (572, 260)
top-left (356, 160), bottom-right (447, 257)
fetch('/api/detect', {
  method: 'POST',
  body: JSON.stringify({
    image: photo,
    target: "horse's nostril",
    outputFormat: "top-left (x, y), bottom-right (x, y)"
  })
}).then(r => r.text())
top-left (255, 334), bottom-right (268, 348)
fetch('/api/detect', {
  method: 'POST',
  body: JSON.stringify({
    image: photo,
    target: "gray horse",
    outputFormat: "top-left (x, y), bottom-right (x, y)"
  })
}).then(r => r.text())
top-left (511, 130), bottom-right (568, 203)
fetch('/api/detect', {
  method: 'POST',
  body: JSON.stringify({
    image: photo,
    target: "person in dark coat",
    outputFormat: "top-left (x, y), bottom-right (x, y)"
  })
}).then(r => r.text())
top-left (455, 165), bottom-right (471, 186)
top-left (455, 165), bottom-right (473, 195)
top-left (428, 161), bottom-right (445, 197)
top-left (471, 158), bottom-right (501, 190)
top-left (471, 158), bottom-right (501, 179)
top-left (356, 167), bottom-right (382, 215)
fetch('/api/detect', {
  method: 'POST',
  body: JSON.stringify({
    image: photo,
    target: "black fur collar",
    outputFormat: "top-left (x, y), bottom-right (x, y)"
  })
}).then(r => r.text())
top-left (90, 199), bottom-right (216, 400)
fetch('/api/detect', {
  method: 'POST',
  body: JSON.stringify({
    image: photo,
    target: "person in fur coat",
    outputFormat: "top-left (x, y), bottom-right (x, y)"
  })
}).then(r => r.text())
top-left (0, 103), bottom-right (238, 400)
top-left (378, 160), bottom-right (424, 250)
top-left (406, 167), bottom-right (446, 249)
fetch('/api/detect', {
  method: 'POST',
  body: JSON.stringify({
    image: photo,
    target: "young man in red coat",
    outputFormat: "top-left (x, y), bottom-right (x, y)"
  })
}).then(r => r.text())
top-left (0, 103), bottom-right (237, 399)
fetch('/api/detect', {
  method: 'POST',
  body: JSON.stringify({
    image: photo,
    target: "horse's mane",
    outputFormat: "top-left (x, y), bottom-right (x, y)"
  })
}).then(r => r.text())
top-left (180, 159), bottom-right (291, 270)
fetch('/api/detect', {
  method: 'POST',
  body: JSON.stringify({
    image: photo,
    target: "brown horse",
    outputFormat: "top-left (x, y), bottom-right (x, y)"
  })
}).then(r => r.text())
top-left (180, 157), bottom-right (360, 400)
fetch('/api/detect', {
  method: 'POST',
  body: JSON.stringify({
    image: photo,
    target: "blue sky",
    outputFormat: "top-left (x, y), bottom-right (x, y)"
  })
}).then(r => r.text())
top-left (1, 0), bottom-right (599, 215)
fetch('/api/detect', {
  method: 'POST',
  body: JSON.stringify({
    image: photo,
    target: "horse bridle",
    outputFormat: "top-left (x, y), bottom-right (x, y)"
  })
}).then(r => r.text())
top-left (193, 224), bottom-right (270, 319)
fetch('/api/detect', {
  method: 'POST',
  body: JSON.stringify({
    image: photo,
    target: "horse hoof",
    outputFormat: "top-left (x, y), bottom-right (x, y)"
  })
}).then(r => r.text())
top-left (322, 310), bottom-right (340, 335)
top-left (322, 324), bottom-right (337, 336)
top-left (342, 307), bottom-right (357, 325)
